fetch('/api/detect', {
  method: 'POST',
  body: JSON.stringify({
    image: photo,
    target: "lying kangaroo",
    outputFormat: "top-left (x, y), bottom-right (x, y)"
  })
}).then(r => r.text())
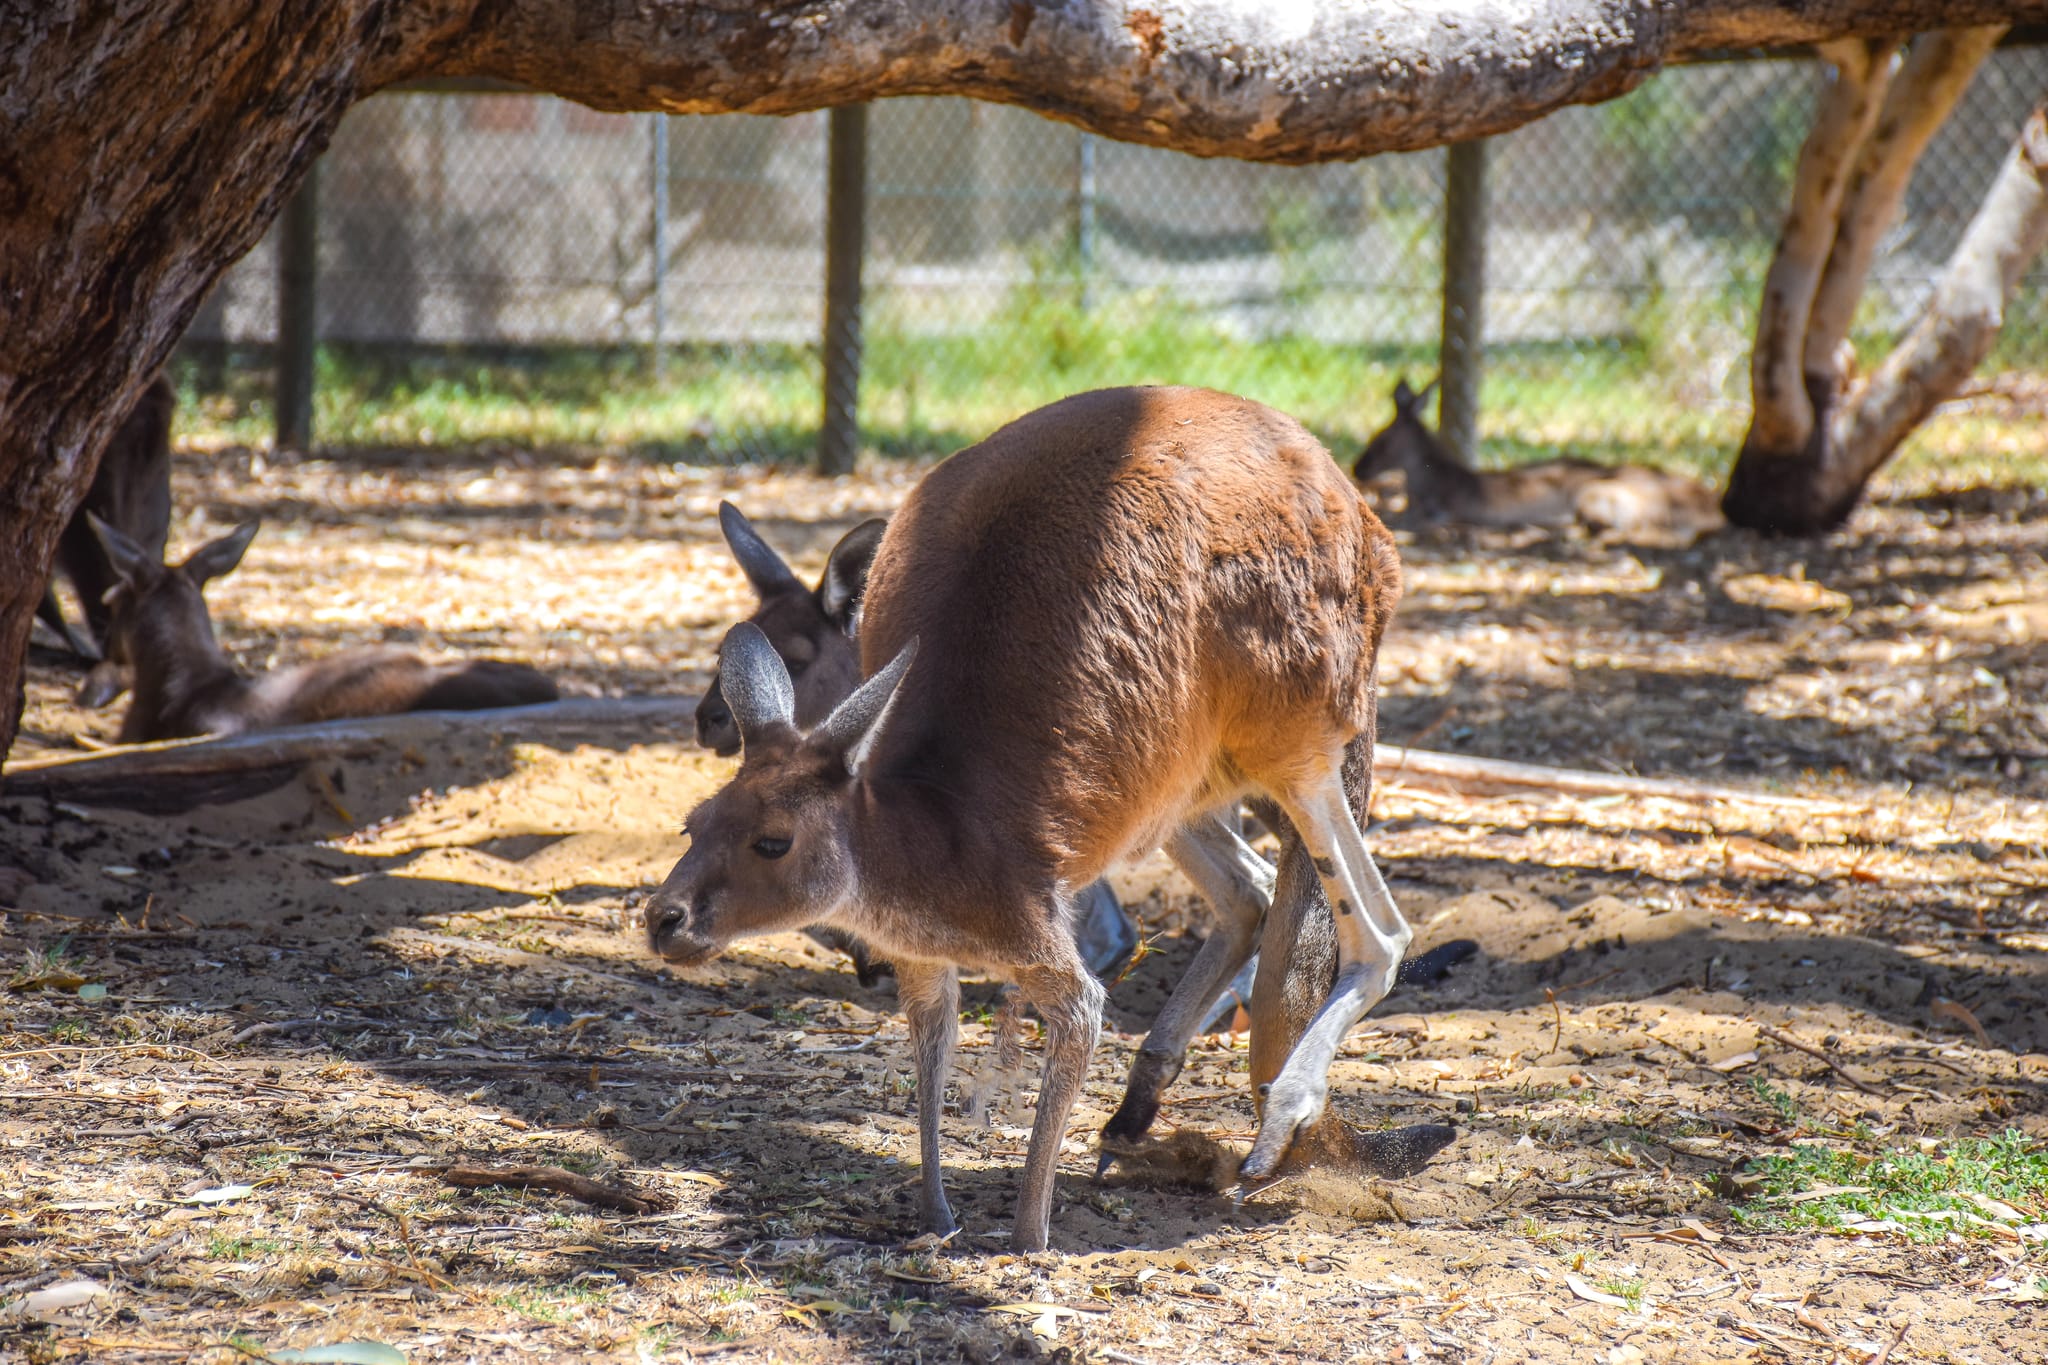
top-left (91, 516), bottom-right (559, 744)
top-left (649, 386), bottom-right (1442, 1250)
top-left (37, 373), bottom-right (175, 705)
top-left (1354, 377), bottom-right (1724, 544)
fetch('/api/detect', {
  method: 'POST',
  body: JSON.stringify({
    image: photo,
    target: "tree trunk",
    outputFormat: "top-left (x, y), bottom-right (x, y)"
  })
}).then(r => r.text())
top-left (6, 2), bottom-right (2048, 760)
top-left (1746, 38), bottom-right (1898, 455)
top-left (1724, 33), bottom-right (2048, 534)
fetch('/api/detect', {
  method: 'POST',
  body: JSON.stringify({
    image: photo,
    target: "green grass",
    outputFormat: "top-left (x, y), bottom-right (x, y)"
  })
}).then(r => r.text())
top-left (170, 280), bottom-right (2048, 493)
top-left (493, 1282), bottom-right (614, 1323)
top-left (1597, 1275), bottom-right (1649, 1312)
top-left (207, 1234), bottom-right (291, 1260)
top-left (1733, 1130), bottom-right (2048, 1241)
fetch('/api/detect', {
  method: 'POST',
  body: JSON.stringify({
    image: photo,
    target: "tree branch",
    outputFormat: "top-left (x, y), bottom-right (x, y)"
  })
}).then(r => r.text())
top-left (1831, 103), bottom-right (2048, 485)
top-left (414, 1), bottom-right (2048, 165)
top-left (1747, 37), bottom-right (1899, 453)
top-left (1804, 26), bottom-right (2006, 383)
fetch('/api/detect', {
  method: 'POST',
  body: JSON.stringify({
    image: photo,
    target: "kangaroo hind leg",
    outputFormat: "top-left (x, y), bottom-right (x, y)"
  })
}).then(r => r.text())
top-left (1242, 760), bottom-right (1413, 1181)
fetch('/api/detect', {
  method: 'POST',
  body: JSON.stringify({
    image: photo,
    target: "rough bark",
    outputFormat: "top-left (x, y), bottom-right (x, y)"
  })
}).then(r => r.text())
top-left (1746, 38), bottom-right (1899, 454)
top-left (1830, 106), bottom-right (2048, 490)
top-left (1803, 27), bottom-right (2006, 378)
top-left (1725, 37), bottom-right (2048, 533)
top-left (8, 2), bottom-right (2048, 760)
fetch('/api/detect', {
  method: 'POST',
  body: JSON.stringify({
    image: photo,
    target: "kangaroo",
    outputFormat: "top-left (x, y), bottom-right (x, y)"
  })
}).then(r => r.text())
top-left (1354, 377), bottom-right (1724, 544)
top-left (37, 374), bottom-right (175, 706)
top-left (648, 387), bottom-right (1434, 1251)
top-left (90, 516), bottom-right (559, 744)
top-left (697, 499), bottom-right (1203, 998)
top-left (697, 500), bottom-right (1467, 1157)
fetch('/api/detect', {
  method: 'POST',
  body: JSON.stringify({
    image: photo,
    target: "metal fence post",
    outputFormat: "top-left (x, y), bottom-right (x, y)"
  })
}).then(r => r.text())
top-left (650, 113), bottom-right (669, 381)
top-left (819, 104), bottom-right (868, 477)
top-left (1439, 138), bottom-right (1488, 465)
top-left (1076, 132), bottom-right (1098, 313)
top-left (276, 158), bottom-right (319, 453)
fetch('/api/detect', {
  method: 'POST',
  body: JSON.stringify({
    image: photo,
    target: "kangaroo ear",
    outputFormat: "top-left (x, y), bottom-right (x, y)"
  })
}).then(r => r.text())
top-left (1392, 378), bottom-right (1416, 411)
top-left (87, 511), bottom-right (155, 587)
top-left (185, 520), bottom-right (259, 585)
top-left (719, 622), bottom-right (797, 749)
top-left (718, 501), bottom-right (802, 599)
top-left (817, 518), bottom-right (886, 630)
top-left (817, 639), bottom-right (916, 775)
top-left (1416, 374), bottom-right (1442, 407)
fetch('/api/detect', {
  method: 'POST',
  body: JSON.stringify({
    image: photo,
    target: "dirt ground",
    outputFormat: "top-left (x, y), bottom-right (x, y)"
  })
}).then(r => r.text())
top-left (4, 441), bottom-right (2048, 1364)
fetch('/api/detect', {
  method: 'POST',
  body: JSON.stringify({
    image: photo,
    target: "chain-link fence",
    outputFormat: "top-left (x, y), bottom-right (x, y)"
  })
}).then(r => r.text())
top-left (181, 47), bottom-right (2048, 469)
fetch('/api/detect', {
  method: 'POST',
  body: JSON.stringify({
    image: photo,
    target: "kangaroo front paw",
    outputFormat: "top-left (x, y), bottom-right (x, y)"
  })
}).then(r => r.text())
top-left (1099, 1051), bottom-right (1181, 1156)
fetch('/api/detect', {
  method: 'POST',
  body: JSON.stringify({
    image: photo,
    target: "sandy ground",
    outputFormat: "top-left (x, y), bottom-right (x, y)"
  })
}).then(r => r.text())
top-left (2, 443), bottom-right (2047, 1363)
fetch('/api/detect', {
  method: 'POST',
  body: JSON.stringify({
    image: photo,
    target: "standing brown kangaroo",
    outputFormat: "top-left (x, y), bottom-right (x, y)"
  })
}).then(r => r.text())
top-left (90, 516), bottom-right (559, 744)
top-left (1354, 377), bottom-right (1724, 544)
top-left (647, 387), bottom-right (1444, 1251)
top-left (38, 374), bottom-right (175, 706)
top-left (694, 499), bottom-right (1470, 1166)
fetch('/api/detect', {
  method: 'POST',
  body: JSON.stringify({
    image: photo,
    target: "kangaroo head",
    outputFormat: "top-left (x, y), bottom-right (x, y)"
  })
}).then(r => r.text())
top-left (1352, 376), bottom-right (1448, 483)
top-left (89, 514), bottom-right (258, 676)
top-left (651, 623), bottom-right (917, 967)
top-left (694, 501), bottom-right (886, 756)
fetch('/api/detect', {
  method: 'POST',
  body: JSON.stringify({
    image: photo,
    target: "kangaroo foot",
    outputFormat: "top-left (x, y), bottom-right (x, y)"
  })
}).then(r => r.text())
top-left (1394, 939), bottom-right (1479, 988)
top-left (1096, 1051), bottom-right (1184, 1174)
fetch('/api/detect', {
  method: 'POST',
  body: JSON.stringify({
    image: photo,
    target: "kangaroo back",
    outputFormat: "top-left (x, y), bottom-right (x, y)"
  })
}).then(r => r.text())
top-left (255, 652), bottom-right (558, 726)
top-left (860, 385), bottom-right (1399, 878)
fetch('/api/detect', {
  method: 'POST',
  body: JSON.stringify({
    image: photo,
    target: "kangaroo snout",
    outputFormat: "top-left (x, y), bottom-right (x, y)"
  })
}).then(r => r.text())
top-left (645, 889), bottom-right (718, 967)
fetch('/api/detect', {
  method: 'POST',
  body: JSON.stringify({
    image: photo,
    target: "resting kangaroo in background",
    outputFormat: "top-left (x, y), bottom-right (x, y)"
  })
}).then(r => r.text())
top-left (37, 374), bottom-right (175, 706)
top-left (1354, 377), bottom-right (1724, 545)
top-left (91, 516), bottom-right (559, 744)
top-left (648, 387), bottom-right (1451, 1251)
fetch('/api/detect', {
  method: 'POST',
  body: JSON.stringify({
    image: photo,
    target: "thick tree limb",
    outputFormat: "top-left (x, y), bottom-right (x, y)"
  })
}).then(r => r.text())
top-left (1747, 37), bottom-right (1899, 454)
top-left (1831, 103), bottom-right (2048, 487)
top-left (1804, 27), bottom-right (2006, 379)
top-left (422, 2), bottom-right (2048, 164)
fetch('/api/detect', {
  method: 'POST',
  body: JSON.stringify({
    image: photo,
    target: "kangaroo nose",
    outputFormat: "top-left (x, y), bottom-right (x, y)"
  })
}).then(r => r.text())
top-left (649, 899), bottom-right (686, 941)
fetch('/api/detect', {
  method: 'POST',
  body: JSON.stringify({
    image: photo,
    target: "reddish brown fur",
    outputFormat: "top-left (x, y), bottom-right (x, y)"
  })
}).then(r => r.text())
top-left (93, 519), bottom-right (557, 744)
top-left (860, 387), bottom-right (1399, 890)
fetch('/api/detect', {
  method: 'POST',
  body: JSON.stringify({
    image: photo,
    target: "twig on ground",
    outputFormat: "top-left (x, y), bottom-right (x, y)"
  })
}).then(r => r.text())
top-left (1757, 1025), bottom-right (1883, 1096)
top-left (434, 1162), bottom-right (670, 1214)
top-left (1869, 1319), bottom-right (1911, 1365)
top-left (228, 1018), bottom-right (324, 1046)
top-left (1545, 987), bottom-right (1564, 1056)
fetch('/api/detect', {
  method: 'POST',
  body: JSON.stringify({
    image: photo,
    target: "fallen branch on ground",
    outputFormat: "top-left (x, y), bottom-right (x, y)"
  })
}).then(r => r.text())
top-left (432, 1162), bottom-right (669, 1214)
top-left (2, 695), bottom-right (1842, 815)
top-left (0, 697), bottom-right (697, 811)
top-left (1758, 1024), bottom-right (1885, 1095)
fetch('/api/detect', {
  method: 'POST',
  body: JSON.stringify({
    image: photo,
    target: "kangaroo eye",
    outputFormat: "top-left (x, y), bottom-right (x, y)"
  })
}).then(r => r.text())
top-left (752, 836), bottom-right (792, 860)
